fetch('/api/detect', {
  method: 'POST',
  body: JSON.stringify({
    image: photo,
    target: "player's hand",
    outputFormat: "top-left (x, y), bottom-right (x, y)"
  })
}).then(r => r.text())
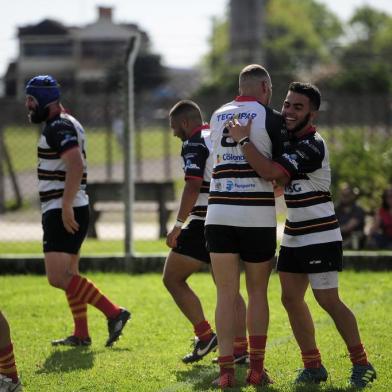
top-left (228, 118), bottom-right (252, 142)
top-left (272, 180), bottom-right (284, 198)
top-left (62, 204), bottom-right (79, 234)
top-left (166, 226), bottom-right (181, 248)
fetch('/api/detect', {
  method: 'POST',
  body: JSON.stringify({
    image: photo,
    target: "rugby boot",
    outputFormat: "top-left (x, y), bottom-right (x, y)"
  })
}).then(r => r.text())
top-left (182, 333), bottom-right (217, 363)
top-left (106, 308), bottom-right (131, 347)
top-left (349, 362), bottom-right (376, 388)
top-left (51, 335), bottom-right (91, 347)
top-left (295, 364), bottom-right (328, 384)
top-left (246, 368), bottom-right (273, 386)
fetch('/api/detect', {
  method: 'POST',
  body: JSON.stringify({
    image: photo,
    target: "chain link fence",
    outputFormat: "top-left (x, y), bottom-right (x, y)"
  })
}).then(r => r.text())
top-left (1, 68), bottom-right (392, 255)
top-left (0, 76), bottom-right (185, 254)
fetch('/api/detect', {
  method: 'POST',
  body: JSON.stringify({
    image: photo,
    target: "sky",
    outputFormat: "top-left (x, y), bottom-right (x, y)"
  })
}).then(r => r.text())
top-left (1, 0), bottom-right (392, 77)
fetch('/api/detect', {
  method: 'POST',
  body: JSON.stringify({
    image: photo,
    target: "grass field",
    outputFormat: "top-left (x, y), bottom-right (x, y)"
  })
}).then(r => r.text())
top-left (0, 239), bottom-right (168, 255)
top-left (3, 271), bottom-right (391, 391)
top-left (4, 126), bottom-right (181, 173)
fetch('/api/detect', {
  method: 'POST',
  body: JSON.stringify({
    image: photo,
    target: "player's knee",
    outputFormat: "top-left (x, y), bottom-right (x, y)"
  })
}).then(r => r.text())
top-left (162, 273), bottom-right (182, 292)
top-left (314, 294), bottom-right (338, 312)
top-left (247, 288), bottom-right (268, 304)
top-left (281, 292), bottom-right (298, 310)
top-left (47, 274), bottom-right (67, 289)
top-left (162, 273), bottom-right (172, 290)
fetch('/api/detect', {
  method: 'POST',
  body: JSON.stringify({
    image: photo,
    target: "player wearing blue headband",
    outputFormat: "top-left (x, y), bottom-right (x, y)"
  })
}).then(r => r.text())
top-left (25, 75), bottom-right (61, 123)
top-left (25, 75), bottom-right (131, 348)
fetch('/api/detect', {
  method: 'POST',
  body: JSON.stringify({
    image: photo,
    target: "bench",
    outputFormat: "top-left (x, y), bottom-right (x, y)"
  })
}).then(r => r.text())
top-left (87, 181), bottom-right (176, 239)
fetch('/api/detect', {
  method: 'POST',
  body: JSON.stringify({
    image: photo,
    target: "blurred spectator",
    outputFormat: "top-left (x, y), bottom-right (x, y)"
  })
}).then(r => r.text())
top-left (335, 184), bottom-right (365, 250)
top-left (367, 186), bottom-right (392, 249)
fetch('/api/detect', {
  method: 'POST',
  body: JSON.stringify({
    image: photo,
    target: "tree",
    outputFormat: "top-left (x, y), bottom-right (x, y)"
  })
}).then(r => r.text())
top-left (324, 127), bottom-right (392, 212)
top-left (197, 0), bottom-right (342, 102)
top-left (320, 6), bottom-right (392, 93)
top-left (264, 0), bottom-right (342, 74)
top-left (106, 53), bottom-right (166, 94)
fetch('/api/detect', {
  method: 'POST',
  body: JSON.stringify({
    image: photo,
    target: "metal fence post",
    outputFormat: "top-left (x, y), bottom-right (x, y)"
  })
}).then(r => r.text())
top-left (0, 126), bottom-right (4, 214)
top-left (124, 33), bottom-right (141, 262)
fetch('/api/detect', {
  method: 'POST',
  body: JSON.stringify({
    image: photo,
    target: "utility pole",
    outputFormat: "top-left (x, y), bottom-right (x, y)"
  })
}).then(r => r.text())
top-left (229, 0), bottom-right (267, 66)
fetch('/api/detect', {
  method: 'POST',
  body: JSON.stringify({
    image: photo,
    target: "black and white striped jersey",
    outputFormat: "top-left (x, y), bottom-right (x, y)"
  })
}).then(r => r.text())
top-left (37, 112), bottom-right (88, 213)
top-left (275, 127), bottom-right (342, 247)
top-left (206, 96), bottom-right (285, 227)
top-left (181, 124), bottom-right (212, 221)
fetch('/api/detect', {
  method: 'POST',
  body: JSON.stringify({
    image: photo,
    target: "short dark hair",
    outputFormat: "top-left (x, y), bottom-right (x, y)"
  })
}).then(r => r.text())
top-left (288, 82), bottom-right (321, 111)
top-left (239, 64), bottom-right (271, 89)
top-left (169, 100), bottom-right (202, 121)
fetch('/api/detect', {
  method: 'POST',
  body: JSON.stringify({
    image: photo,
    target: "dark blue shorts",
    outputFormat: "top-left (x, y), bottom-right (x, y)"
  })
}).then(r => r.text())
top-left (42, 205), bottom-right (89, 254)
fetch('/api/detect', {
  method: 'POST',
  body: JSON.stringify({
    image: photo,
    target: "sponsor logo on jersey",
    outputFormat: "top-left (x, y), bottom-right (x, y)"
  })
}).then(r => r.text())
top-left (214, 181), bottom-right (222, 191)
top-left (60, 134), bottom-right (77, 146)
top-left (282, 153), bottom-right (299, 170)
top-left (184, 153), bottom-right (196, 160)
top-left (217, 112), bottom-right (257, 121)
top-left (222, 153), bottom-right (246, 162)
top-left (301, 139), bottom-right (321, 154)
top-left (185, 159), bottom-right (200, 170)
top-left (285, 182), bottom-right (302, 193)
top-left (225, 181), bottom-right (255, 191)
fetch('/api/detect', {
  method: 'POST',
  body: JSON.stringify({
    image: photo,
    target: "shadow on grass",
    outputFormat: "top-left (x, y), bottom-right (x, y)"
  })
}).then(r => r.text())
top-left (174, 364), bottom-right (281, 391)
top-left (174, 365), bottom-right (360, 391)
top-left (293, 384), bottom-right (359, 392)
top-left (36, 347), bottom-right (94, 374)
top-left (102, 347), bottom-right (131, 353)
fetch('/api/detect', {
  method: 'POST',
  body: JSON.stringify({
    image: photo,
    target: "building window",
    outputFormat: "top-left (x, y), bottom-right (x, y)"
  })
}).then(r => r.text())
top-left (82, 80), bottom-right (106, 94)
top-left (23, 42), bottom-right (73, 57)
top-left (81, 41), bottom-right (126, 59)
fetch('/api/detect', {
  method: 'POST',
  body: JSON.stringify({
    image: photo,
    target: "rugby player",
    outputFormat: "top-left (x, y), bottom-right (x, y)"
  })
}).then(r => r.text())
top-left (205, 64), bottom-right (285, 388)
top-left (163, 100), bottom-right (248, 365)
top-left (228, 81), bottom-right (377, 388)
top-left (0, 312), bottom-right (21, 391)
top-left (25, 75), bottom-right (130, 348)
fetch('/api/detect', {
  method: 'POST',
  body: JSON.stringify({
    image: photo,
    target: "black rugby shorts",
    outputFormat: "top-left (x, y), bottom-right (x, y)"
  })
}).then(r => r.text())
top-left (173, 219), bottom-right (210, 264)
top-left (205, 224), bottom-right (276, 263)
top-left (277, 241), bottom-right (343, 273)
top-left (42, 205), bottom-right (89, 254)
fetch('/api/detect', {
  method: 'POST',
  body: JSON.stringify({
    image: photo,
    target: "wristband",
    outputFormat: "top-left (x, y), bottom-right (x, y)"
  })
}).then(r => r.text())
top-left (238, 136), bottom-right (250, 147)
top-left (174, 219), bottom-right (184, 228)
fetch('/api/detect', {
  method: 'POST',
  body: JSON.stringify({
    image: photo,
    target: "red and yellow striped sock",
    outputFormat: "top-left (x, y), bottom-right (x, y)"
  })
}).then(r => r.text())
top-left (348, 343), bottom-right (369, 366)
top-left (0, 344), bottom-right (18, 383)
top-left (249, 335), bottom-right (267, 373)
top-left (194, 320), bottom-right (213, 342)
top-left (218, 355), bottom-right (235, 377)
top-left (66, 275), bottom-right (120, 319)
top-left (302, 348), bottom-right (322, 368)
top-left (66, 292), bottom-right (89, 338)
top-left (233, 336), bottom-right (248, 356)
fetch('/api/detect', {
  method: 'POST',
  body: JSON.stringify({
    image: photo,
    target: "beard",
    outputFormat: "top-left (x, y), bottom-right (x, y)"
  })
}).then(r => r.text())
top-left (178, 126), bottom-right (187, 141)
top-left (28, 106), bottom-right (49, 124)
top-left (288, 112), bottom-right (311, 134)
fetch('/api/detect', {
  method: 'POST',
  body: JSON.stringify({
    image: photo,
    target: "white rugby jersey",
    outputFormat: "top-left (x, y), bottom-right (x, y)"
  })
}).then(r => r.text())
top-left (181, 124), bottom-right (213, 221)
top-left (206, 96), bottom-right (284, 227)
top-left (37, 112), bottom-right (88, 213)
top-left (275, 127), bottom-right (342, 247)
